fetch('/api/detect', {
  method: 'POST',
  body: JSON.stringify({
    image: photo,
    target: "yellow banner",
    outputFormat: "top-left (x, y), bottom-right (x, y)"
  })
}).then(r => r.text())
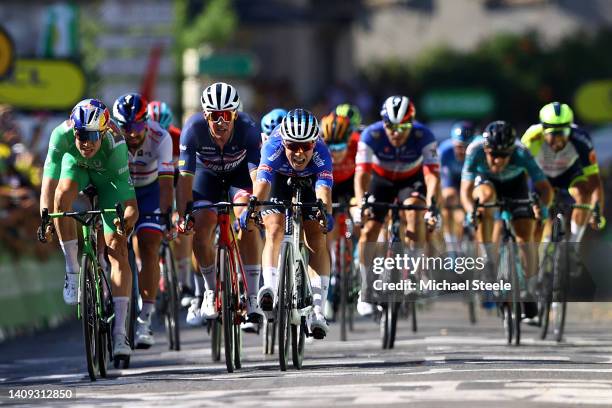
top-left (0, 59), bottom-right (86, 110)
top-left (574, 80), bottom-right (612, 123)
top-left (0, 26), bottom-right (15, 79)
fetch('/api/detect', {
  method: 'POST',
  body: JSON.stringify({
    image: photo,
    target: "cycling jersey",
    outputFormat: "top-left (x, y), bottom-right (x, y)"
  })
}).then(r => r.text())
top-left (438, 138), bottom-right (463, 189)
top-left (256, 131), bottom-right (333, 190)
top-left (178, 111), bottom-right (261, 175)
top-left (127, 120), bottom-right (174, 188)
top-left (462, 139), bottom-right (546, 183)
top-left (356, 120), bottom-right (439, 181)
top-left (333, 131), bottom-right (359, 184)
top-left (521, 124), bottom-right (598, 179)
top-left (43, 120), bottom-right (135, 233)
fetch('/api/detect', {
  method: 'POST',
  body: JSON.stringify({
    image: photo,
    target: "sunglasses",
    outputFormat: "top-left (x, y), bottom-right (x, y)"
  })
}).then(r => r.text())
top-left (205, 110), bottom-right (237, 123)
top-left (283, 141), bottom-right (316, 152)
top-left (119, 121), bottom-right (147, 133)
top-left (384, 121), bottom-right (413, 132)
top-left (75, 129), bottom-right (103, 142)
top-left (486, 149), bottom-right (512, 158)
top-left (543, 126), bottom-right (571, 137)
top-left (328, 143), bottom-right (348, 152)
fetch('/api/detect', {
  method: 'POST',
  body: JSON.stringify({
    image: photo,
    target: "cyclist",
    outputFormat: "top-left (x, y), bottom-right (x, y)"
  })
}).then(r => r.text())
top-left (439, 121), bottom-right (476, 253)
top-left (148, 100), bottom-right (195, 307)
top-left (177, 82), bottom-right (263, 327)
top-left (244, 108), bottom-right (334, 339)
top-left (522, 102), bottom-right (606, 244)
top-left (335, 103), bottom-right (363, 132)
top-left (260, 108), bottom-right (287, 143)
top-left (39, 98), bottom-right (139, 358)
top-left (113, 93), bottom-right (175, 348)
top-left (460, 121), bottom-right (553, 316)
top-left (355, 95), bottom-right (440, 312)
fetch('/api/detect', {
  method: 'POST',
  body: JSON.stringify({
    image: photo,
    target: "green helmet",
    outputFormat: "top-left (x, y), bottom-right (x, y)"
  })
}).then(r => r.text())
top-left (539, 102), bottom-right (574, 127)
top-left (335, 103), bottom-right (362, 130)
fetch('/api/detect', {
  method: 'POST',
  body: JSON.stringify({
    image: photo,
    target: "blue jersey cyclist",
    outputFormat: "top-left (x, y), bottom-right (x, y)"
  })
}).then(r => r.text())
top-left (260, 108), bottom-right (287, 143)
top-left (460, 121), bottom-right (553, 317)
top-left (177, 82), bottom-right (264, 327)
top-left (439, 121), bottom-right (476, 253)
top-left (354, 95), bottom-right (441, 315)
top-left (243, 108), bottom-right (334, 339)
top-left (112, 93), bottom-right (175, 349)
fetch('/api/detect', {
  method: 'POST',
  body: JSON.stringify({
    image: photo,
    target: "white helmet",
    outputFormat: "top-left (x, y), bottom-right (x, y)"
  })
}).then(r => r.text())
top-left (280, 109), bottom-right (319, 143)
top-left (380, 95), bottom-right (415, 125)
top-left (200, 82), bottom-right (240, 112)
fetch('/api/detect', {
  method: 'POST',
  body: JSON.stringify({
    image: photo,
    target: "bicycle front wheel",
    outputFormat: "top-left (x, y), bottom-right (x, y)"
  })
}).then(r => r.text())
top-left (162, 246), bottom-right (181, 351)
top-left (81, 255), bottom-right (100, 381)
top-left (277, 243), bottom-right (292, 371)
top-left (219, 248), bottom-right (236, 373)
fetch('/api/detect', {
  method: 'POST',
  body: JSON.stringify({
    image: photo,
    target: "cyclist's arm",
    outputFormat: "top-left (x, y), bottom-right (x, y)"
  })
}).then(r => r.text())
top-left (108, 142), bottom-right (139, 231)
top-left (460, 179), bottom-right (475, 216)
top-left (354, 140), bottom-right (373, 204)
top-left (574, 133), bottom-right (604, 212)
top-left (534, 178), bottom-right (553, 208)
top-left (40, 124), bottom-right (68, 214)
top-left (316, 186), bottom-right (332, 214)
top-left (158, 131), bottom-right (175, 213)
top-left (521, 147), bottom-right (552, 207)
top-left (176, 126), bottom-right (197, 217)
top-left (422, 139), bottom-right (441, 207)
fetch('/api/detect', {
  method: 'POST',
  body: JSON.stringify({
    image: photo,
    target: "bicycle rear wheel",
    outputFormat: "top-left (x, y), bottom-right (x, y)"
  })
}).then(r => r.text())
top-left (552, 239), bottom-right (569, 342)
top-left (97, 264), bottom-right (112, 378)
top-left (81, 255), bottom-right (100, 381)
top-left (292, 259), bottom-right (307, 369)
top-left (210, 319), bottom-right (221, 361)
top-left (508, 240), bottom-right (521, 346)
top-left (277, 243), bottom-right (292, 371)
top-left (502, 303), bottom-right (513, 344)
top-left (219, 248), bottom-right (236, 373)
top-left (263, 320), bottom-right (276, 354)
top-left (162, 246), bottom-right (181, 351)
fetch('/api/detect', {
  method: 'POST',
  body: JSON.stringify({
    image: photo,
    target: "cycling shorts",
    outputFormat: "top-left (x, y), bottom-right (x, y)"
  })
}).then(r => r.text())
top-left (474, 173), bottom-right (534, 219)
top-left (261, 174), bottom-right (319, 221)
top-left (367, 172), bottom-right (426, 223)
top-left (192, 161), bottom-right (252, 208)
top-left (135, 181), bottom-right (162, 234)
top-left (548, 160), bottom-right (588, 190)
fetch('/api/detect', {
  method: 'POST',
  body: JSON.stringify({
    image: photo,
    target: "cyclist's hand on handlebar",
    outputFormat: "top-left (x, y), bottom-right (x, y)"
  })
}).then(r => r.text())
top-left (37, 223), bottom-right (54, 243)
top-left (165, 224), bottom-right (178, 241)
top-left (324, 213), bottom-right (335, 233)
top-left (239, 209), bottom-right (254, 231)
top-left (589, 209), bottom-right (606, 231)
top-left (113, 217), bottom-right (133, 237)
top-left (424, 209), bottom-right (441, 230)
top-left (177, 216), bottom-right (194, 235)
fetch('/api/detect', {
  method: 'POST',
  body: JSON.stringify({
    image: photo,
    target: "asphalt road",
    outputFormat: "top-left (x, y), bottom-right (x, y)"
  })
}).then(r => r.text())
top-left (1, 301), bottom-right (612, 407)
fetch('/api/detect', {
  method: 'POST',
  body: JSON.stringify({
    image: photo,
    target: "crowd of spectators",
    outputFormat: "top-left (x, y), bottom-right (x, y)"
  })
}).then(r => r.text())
top-left (0, 104), bottom-right (52, 261)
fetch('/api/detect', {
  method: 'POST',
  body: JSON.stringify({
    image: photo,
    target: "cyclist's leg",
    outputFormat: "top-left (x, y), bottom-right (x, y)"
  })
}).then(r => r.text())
top-left (259, 173), bottom-right (289, 316)
top-left (441, 173), bottom-right (463, 252)
top-left (133, 182), bottom-right (164, 345)
top-left (304, 217), bottom-right (331, 337)
top-left (399, 173), bottom-right (427, 249)
top-left (229, 166), bottom-right (263, 313)
top-left (55, 153), bottom-right (91, 304)
top-left (568, 173), bottom-right (595, 243)
top-left (192, 168), bottom-right (222, 319)
top-left (96, 174), bottom-right (137, 354)
top-left (472, 176), bottom-right (497, 246)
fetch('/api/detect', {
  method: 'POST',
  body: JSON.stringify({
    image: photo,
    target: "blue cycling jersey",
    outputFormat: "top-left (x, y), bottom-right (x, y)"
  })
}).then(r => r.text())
top-left (178, 111), bottom-right (261, 174)
top-left (439, 138), bottom-right (463, 189)
top-left (462, 139), bottom-right (546, 183)
top-left (256, 130), bottom-right (333, 190)
top-left (356, 120), bottom-right (439, 181)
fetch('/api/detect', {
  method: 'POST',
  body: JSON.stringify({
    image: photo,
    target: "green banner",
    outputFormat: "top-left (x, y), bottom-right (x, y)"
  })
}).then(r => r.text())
top-left (421, 89), bottom-right (495, 119)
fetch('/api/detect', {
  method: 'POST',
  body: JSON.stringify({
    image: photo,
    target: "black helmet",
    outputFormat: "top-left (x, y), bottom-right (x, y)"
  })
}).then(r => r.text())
top-left (483, 121), bottom-right (516, 152)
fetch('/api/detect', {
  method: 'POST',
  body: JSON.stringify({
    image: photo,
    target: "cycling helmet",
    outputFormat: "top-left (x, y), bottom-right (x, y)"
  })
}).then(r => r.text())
top-left (321, 112), bottom-right (351, 145)
top-left (280, 109), bottom-right (319, 143)
top-left (482, 121), bottom-right (516, 152)
top-left (450, 121), bottom-right (475, 144)
top-left (380, 95), bottom-right (415, 125)
top-left (539, 102), bottom-right (574, 127)
top-left (335, 103), bottom-right (362, 130)
top-left (261, 108), bottom-right (287, 136)
top-left (70, 98), bottom-right (111, 134)
top-left (147, 100), bottom-right (173, 130)
top-left (200, 82), bottom-right (240, 112)
top-left (112, 93), bottom-right (148, 124)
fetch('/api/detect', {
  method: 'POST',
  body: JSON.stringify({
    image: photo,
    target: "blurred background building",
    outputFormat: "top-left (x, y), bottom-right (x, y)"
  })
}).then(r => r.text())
top-left (1, 0), bottom-right (612, 337)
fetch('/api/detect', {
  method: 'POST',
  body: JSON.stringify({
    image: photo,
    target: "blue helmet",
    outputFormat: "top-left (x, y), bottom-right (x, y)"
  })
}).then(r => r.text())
top-left (450, 121), bottom-right (475, 144)
top-left (148, 100), bottom-right (173, 130)
top-left (70, 99), bottom-right (111, 140)
top-left (261, 108), bottom-right (287, 136)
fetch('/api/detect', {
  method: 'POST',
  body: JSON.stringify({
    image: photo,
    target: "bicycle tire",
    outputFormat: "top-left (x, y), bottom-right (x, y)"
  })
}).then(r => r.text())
top-left (211, 319), bottom-right (222, 361)
top-left (163, 246), bottom-right (181, 351)
top-left (97, 265), bottom-right (111, 377)
top-left (292, 259), bottom-right (307, 369)
top-left (468, 297), bottom-right (477, 325)
top-left (234, 318), bottom-right (242, 369)
top-left (277, 243), bottom-right (292, 371)
top-left (508, 239), bottom-right (521, 346)
top-left (263, 320), bottom-right (276, 355)
top-left (81, 254), bottom-right (99, 381)
top-left (339, 238), bottom-right (348, 342)
top-left (388, 302), bottom-right (400, 349)
top-left (220, 247), bottom-right (235, 373)
top-left (552, 236), bottom-right (569, 343)
top-left (380, 304), bottom-right (390, 349)
top-left (502, 303), bottom-right (513, 344)
top-left (410, 301), bottom-right (418, 333)
top-left (539, 300), bottom-right (551, 340)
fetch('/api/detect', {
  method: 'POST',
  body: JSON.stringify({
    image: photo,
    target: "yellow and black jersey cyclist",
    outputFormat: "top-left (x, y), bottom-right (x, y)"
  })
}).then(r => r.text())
top-left (521, 102), bottom-right (605, 244)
